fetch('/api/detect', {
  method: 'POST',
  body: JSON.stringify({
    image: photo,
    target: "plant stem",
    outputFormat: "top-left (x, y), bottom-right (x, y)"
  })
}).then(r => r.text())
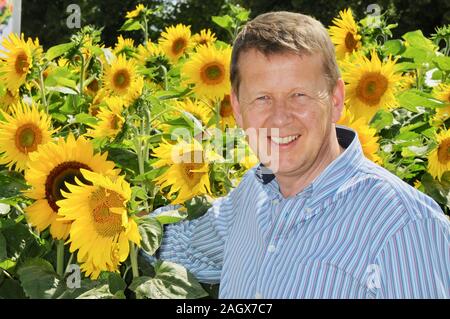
top-left (129, 242), bottom-right (139, 278)
top-left (56, 240), bottom-right (65, 277)
top-left (64, 253), bottom-right (74, 274)
top-left (160, 65), bottom-right (168, 91)
top-left (79, 53), bottom-right (85, 100)
top-left (39, 68), bottom-right (48, 113)
top-left (143, 15), bottom-right (149, 45)
top-left (215, 101), bottom-right (221, 129)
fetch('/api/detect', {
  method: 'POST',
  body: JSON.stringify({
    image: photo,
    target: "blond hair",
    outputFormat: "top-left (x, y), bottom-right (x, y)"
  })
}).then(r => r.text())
top-left (231, 11), bottom-right (340, 95)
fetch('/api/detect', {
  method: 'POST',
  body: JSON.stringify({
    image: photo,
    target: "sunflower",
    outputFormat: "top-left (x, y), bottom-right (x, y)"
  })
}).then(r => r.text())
top-left (24, 135), bottom-right (119, 240)
top-left (342, 51), bottom-right (402, 122)
top-left (192, 29), bottom-right (217, 47)
top-left (234, 143), bottom-right (258, 170)
top-left (0, 33), bottom-right (40, 91)
top-left (0, 102), bottom-right (54, 172)
top-left (0, 87), bottom-right (19, 111)
top-left (135, 41), bottom-right (164, 68)
top-left (159, 24), bottom-right (192, 63)
top-left (338, 107), bottom-right (381, 163)
top-left (57, 169), bottom-right (140, 279)
top-left (176, 98), bottom-right (212, 128)
top-left (85, 78), bottom-right (101, 97)
top-left (89, 88), bottom-right (108, 116)
top-left (113, 35), bottom-right (135, 57)
top-left (102, 55), bottom-right (143, 104)
top-left (152, 138), bottom-right (220, 204)
top-left (126, 4), bottom-right (146, 19)
top-left (182, 44), bottom-right (231, 100)
top-left (427, 129), bottom-right (450, 180)
top-left (328, 8), bottom-right (362, 60)
top-left (432, 83), bottom-right (450, 120)
top-left (217, 94), bottom-right (235, 130)
top-left (86, 97), bottom-right (125, 140)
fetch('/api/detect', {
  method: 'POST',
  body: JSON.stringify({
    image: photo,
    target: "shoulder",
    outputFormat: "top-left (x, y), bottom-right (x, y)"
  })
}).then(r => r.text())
top-left (341, 158), bottom-right (445, 221)
top-left (336, 158), bottom-right (449, 250)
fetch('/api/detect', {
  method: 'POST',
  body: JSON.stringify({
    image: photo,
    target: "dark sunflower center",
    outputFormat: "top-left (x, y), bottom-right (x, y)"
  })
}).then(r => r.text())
top-left (87, 79), bottom-right (99, 93)
top-left (90, 188), bottom-right (125, 238)
top-left (90, 105), bottom-right (100, 117)
top-left (15, 52), bottom-right (30, 75)
top-left (172, 38), bottom-right (187, 55)
top-left (220, 95), bottom-right (233, 117)
top-left (181, 162), bottom-right (204, 185)
top-left (15, 123), bottom-right (42, 153)
top-left (437, 138), bottom-right (450, 164)
top-left (110, 114), bottom-right (121, 130)
top-left (356, 72), bottom-right (388, 106)
top-left (200, 63), bottom-right (225, 85)
top-left (45, 161), bottom-right (92, 212)
top-left (113, 69), bottom-right (131, 90)
top-left (345, 32), bottom-right (358, 52)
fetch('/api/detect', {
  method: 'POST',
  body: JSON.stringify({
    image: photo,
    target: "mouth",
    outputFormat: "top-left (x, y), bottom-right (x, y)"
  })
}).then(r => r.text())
top-left (268, 134), bottom-right (300, 148)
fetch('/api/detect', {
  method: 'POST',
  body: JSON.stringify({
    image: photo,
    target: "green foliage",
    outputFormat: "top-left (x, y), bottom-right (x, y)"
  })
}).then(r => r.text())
top-left (129, 260), bottom-right (208, 299)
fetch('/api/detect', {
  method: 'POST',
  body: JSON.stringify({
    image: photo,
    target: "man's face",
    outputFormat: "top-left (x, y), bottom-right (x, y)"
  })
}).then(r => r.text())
top-left (231, 49), bottom-right (344, 177)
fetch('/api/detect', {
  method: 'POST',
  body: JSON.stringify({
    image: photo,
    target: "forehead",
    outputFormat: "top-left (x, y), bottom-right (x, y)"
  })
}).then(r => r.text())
top-left (237, 49), bottom-right (327, 90)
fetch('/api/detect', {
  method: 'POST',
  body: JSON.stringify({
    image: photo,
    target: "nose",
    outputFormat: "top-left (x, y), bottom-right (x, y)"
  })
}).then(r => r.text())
top-left (270, 99), bottom-right (293, 127)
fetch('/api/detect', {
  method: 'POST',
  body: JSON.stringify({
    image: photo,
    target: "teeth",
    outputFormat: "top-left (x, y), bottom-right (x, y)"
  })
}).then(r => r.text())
top-left (271, 135), bottom-right (299, 145)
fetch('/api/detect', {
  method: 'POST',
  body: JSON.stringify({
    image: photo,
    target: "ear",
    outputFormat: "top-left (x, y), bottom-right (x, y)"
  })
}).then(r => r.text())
top-left (331, 78), bottom-right (345, 123)
top-left (230, 88), bottom-right (244, 127)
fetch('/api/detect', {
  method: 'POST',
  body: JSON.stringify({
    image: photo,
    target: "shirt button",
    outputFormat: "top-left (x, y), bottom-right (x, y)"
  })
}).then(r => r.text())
top-left (255, 292), bottom-right (263, 299)
top-left (272, 198), bottom-right (279, 205)
top-left (305, 207), bottom-right (312, 214)
top-left (267, 244), bottom-right (276, 253)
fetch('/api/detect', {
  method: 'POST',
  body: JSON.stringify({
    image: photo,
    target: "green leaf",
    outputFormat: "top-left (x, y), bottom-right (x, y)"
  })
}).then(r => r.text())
top-left (46, 86), bottom-right (78, 95)
top-left (401, 145), bottom-right (429, 157)
top-left (212, 15), bottom-right (233, 30)
top-left (129, 261), bottom-right (208, 299)
top-left (421, 172), bottom-right (450, 206)
top-left (120, 19), bottom-right (142, 31)
top-left (75, 113), bottom-right (98, 126)
top-left (17, 258), bottom-right (60, 299)
top-left (370, 110), bottom-right (394, 131)
top-left (45, 42), bottom-right (76, 61)
top-left (185, 196), bottom-right (212, 220)
top-left (137, 217), bottom-right (163, 256)
top-left (154, 209), bottom-right (188, 225)
top-left (0, 259), bottom-right (16, 272)
top-left (76, 284), bottom-right (116, 299)
top-left (0, 203), bottom-right (10, 216)
top-left (236, 11), bottom-right (250, 22)
top-left (107, 272), bottom-right (127, 295)
top-left (0, 231), bottom-right (6, 261)
top-left (433, 56), bottom-right (450, 71)
top-left (382, 40), bottom-right (403, 56)
top-left (50, 112), bottom-right (67, 123)
top-left (0, 277), bottom-right (27, 299)
top-left (402, 30), bottom-right (436, 52)
top-left (397, 89), bottom-right (443, 111)
top-left (132, 186), bottom-right (148, 201)
top-left (0, 170), bottom-right (27, 199)
top-left (54, 278), bottom-right (102, 299)
top-left (2, 222), bottom-right (43, 262)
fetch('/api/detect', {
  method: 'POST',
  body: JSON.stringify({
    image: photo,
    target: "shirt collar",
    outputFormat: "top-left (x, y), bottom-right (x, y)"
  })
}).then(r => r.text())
top-left (255, 125), bottom-right (365, 203)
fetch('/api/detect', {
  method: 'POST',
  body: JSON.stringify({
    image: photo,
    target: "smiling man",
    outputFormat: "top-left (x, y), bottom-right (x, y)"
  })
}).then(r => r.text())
top-left (149, 11), bottom-right (450, 298)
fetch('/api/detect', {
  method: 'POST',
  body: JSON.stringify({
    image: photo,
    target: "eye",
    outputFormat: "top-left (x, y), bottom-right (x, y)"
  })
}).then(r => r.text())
top-left (256, 95), bottom-right (270, 101)
top-left (292, 92), bottom-right (306, 98)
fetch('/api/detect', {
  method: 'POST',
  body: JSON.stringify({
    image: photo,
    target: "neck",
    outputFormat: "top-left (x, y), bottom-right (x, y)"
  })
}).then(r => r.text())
top-left (275, 128), bottom-right (344, 198)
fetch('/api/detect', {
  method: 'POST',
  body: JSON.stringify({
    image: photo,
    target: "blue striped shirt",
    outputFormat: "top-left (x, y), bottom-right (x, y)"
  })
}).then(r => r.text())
top-left (156, 126), bottom-right (450, 298)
